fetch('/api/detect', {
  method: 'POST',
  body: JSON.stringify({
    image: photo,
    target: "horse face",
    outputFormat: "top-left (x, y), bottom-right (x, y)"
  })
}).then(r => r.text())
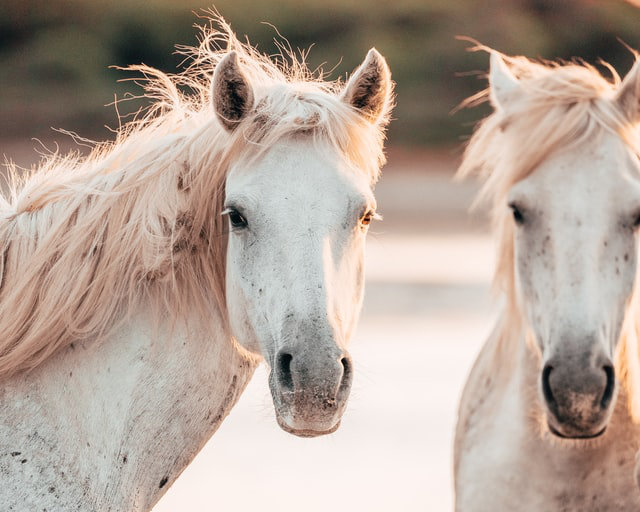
top-left (211, 48), bottom-right (391, 437)
top-left (508, 133), bottom-right (640, 438)
top-left (224, 137), bottom-right (376, 436)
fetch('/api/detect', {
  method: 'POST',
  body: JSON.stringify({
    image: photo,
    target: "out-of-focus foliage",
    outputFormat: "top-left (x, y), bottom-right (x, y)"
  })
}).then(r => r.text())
top-left (1, 0), bottom-right (639, 145)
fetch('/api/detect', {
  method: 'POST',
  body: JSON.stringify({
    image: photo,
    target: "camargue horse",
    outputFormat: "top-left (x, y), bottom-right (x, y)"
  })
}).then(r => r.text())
top-left (455, 49), bottom-right (640, 510)
top-left (0, 18), bottom-right (393, 511)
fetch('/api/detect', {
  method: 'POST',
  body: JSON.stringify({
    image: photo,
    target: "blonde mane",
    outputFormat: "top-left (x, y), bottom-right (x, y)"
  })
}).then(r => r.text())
top-left (458, 48), bottom-right (640, 419)
top-left (0, 14), bottom-right (391, 378)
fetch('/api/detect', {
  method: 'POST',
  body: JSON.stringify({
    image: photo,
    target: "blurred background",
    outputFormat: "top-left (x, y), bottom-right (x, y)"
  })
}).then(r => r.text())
top-left (2, 0), bottom-right (640, 143)
top-left (1, 1), bottom-right (639, 510)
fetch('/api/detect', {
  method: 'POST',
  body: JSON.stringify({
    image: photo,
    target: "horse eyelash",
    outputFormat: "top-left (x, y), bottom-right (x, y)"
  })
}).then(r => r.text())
top-left (220, 207), bottom-right (245, 217)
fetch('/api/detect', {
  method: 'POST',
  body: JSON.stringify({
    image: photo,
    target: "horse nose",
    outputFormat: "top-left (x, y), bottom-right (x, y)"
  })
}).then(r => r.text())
top-left (275, 348), bottom-right (352, 398)
top-left (541, 358), bottom-right (615, 419)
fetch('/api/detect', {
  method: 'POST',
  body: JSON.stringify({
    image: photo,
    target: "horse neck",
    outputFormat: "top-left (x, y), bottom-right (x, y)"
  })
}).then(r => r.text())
top-left (0, 301), bottom-right (258, 511)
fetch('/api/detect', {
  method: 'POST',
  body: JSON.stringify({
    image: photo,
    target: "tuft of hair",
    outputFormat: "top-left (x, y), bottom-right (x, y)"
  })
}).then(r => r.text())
top-left (0, 12), bottom-right (392, 378)
top-left (457, 46), bottom-right (640, 418)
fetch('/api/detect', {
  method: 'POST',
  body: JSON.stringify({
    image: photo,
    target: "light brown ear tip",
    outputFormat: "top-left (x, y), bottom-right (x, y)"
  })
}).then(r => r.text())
top-left (364, 49), bottom-right (391, 82)
top-left (366, 48), bottom-right (385, 65)
top-left (219, 51), bottom-right (239, 69)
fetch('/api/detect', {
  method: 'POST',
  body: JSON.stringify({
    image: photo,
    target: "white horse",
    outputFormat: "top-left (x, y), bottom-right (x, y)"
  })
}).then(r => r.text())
top-left (0, 17), bottom-right (393, 511)
top-left (455, 48), bottom-right (640, 510)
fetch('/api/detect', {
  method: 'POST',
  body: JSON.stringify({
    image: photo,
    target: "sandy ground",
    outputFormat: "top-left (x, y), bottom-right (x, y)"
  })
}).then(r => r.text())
top-left (1, 140), bottom-right (498, 511)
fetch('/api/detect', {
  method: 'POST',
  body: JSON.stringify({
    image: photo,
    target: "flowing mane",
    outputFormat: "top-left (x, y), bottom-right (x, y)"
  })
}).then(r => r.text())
top-left (458, 47), bottom-right (640, 419)
top-left (0, 15), bottom-right (391, 378)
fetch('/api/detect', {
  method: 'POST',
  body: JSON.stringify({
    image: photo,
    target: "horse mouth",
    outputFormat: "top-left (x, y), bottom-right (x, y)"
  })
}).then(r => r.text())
top-left (275, 413), bottom-right (341, 438)
top-left (547, 422), bottom-right (607, 440)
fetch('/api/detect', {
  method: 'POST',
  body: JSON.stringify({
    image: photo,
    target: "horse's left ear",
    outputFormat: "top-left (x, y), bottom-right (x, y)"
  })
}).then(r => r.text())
top-left (615, 58), bottom-right (640, 124)
top-left (212, 51), bottom-right (255, 131)
top-left (342, 48), bottom-right (392, 124)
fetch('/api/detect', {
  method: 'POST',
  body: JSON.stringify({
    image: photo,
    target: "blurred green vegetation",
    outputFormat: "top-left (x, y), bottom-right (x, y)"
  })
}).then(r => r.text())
top-left (1, 0), bottom-right (639, 146)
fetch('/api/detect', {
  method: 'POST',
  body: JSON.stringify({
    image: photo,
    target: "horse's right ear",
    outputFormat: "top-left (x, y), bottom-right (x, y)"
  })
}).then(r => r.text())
top-left (489, 52), bottom-right (520, 110)
top-left (615, 57), bottom-right (640, 125)
top-left (212, 51), bottom-right (255, 131)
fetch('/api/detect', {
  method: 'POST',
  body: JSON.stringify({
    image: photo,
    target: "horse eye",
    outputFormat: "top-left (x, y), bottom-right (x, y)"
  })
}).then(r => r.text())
top-left (361, 210), bottom-right (378, 227)
top-left (223, 208), bottom-right (248, 229)
top-left (508, 202), bottom-right (525, 226)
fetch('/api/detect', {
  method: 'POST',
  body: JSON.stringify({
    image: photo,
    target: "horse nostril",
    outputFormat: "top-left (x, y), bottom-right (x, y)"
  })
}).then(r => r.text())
top-left (542, 364), bottom-right (556, 407)
top-left (276, 352), bottom-right (294, 392)
top-left (338, 356), bottom-right (353, 394)
top-left (341, 357), bottom-right (352, 379)
top-left (601, 365), bottom-right (615, 410)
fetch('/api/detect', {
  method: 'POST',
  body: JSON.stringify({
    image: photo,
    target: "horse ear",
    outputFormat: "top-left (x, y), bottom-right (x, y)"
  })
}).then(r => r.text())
top-left (489, 52), bottom-right (520, 110)
top-left (615, 58), bottom-right (640, 124)
top-left (212, 51), bottom-right (255, 131)
top-left (342, 48), bottom-right (392, 124)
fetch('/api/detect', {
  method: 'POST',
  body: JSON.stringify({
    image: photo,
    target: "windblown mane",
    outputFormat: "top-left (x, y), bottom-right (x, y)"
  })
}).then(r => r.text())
top-left (0, 14), bottom-right (391, 377)
top-left (458, 48), bottom-right (640, 419)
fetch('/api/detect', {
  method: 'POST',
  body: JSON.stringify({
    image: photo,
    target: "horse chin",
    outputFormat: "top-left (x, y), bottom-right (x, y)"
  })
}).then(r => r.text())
top-left (275, 413), bottom-right (341, 438)
top-left (547, 421), bottom-right (607, 440)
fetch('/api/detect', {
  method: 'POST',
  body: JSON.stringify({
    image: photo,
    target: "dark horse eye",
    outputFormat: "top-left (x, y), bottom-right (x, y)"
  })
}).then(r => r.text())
top-left (224, 208), bottom-right (248, 229)
top-left (361, 211), bottom-right (374, 226)
top-left (508, 202), bottom-right (525, 225)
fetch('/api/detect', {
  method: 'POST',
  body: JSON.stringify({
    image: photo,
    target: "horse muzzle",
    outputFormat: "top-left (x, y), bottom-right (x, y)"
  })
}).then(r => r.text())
top-left (541, 355), bottom-right (616, 439)
top-left (269, 348), bottom-right (353, 437)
